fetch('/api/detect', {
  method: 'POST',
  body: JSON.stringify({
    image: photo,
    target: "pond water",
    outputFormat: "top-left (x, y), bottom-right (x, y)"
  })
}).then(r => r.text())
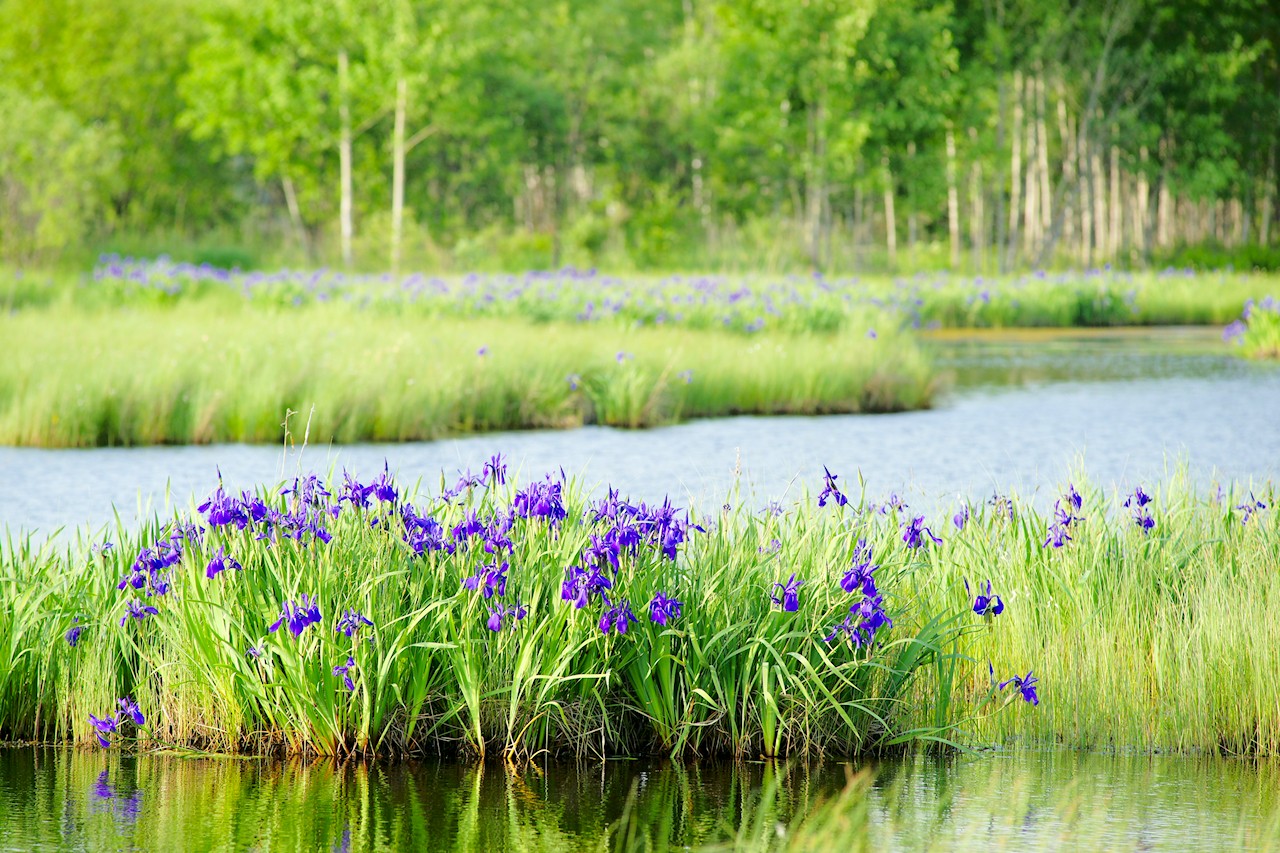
top-left (1, 747), bottom-right (1276, 851)
top-left (1, 327), bottom-right (1277, 536)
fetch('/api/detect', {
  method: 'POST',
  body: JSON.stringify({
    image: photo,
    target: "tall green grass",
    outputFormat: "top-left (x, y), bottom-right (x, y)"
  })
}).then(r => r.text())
top-left (1, 468), bottom-right (1276, 759)
top-left (0, 471), bottom-right (971, 759)
top-left (0, 303), bottom-right (933, 447)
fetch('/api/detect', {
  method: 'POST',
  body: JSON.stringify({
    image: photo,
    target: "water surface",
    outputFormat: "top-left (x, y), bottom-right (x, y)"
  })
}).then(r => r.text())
top-left (2, 328), bottom-right (1276, 535)
top-left (1, 748), bottom-right (1275, 851)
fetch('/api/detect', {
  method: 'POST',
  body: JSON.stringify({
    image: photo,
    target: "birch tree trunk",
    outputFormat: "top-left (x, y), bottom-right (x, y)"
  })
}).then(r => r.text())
top-left (946, 125), bottom-right (960, 269)
top-left (1109, 143), bottom-right (1121, 258)
top-left (390, 77), bottom-right (407, 275)
top-left (968, 127), bottom-right (984, 272)
top-left (1262, 143), bottom-right (1276, 246)
top-left (338, 50), bottom-right (353, 268)
top-left (282, 176), bottom-right (306, 253)
top-left (882, 152), bottom-right (896, 268)
top-left (1007, 70), bottom-right (1023, 268)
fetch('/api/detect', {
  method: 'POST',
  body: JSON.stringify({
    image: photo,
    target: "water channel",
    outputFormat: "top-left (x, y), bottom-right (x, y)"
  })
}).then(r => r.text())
top-left (2, 327), bottom-right (1277, 536)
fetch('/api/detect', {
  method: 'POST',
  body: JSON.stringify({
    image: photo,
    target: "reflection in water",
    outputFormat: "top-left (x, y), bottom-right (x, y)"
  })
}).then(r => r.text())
top-left (1, 748), bottom-right (1277, 851)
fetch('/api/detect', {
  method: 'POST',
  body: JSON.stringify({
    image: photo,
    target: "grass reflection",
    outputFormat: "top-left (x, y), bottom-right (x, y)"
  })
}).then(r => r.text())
top-left (1, 749), bottom-right (1277, 851)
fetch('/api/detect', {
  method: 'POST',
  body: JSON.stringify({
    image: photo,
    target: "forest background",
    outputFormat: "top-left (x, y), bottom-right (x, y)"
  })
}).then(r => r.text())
top-left (2, 0), bottom-right (1278, 275)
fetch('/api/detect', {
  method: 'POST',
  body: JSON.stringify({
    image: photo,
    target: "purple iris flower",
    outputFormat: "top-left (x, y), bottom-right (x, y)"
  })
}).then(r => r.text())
top-left (484, 453), bottom-right (508, 486)
top-left (281, 474), bottom-right (331, 507)
top-left (999, 670), bottom-right (1040, 705)
top-left (462, 560), bottom-right (509, 598)
top-left (599, 599), bottom-right (639, 635)
top-left (65, 617), bottom-right (84, 647)
top-left (205, 546), bottom-right (242, 580)
top-left (246, 646), bottom-right (262, 660)
top-left (953, 505), bottom-right (969, 530)
top-left (770, 574), bottom-right (805, 612)
top-left (1124, 486), bottom-right (1155, 532)
top-left (512, 477), bottom-right (568, 525)
top-left (818, 466), bottom-right (848, 508)
top-left (487, 602), bottom-right (529, 632)
top-left (561, 565), bottom-right (612, 609)
top-left (840, 539), bottom-right (879, 596)
top-left (268, 594), bottom-right (322, 638)
top-left (117, 697), bottom-right (145, 726)
top-left (336, 609), bottom-right (374, 638)
top-left (477, 345), bottom-right (489, 357)
top-left (1066, 483), bottom-right (1083, 511)
top-left (88, 713), bottom-right (118, 748)
top-left (1236, 494), bottom-right (1268, 525)
top-left (824, 594), bottom-right (893, 647)
top-left (370, 463), bottom-right (397, 504)
top-left (901, 516), bottom-right (942, 549)
top-left (339, 470), bottom-right (375, 508)
top-left (567, 373), bottom-right (581, 391)
top-left (967, 579), bottom-right (1004, 617)
top-left (119, 599), bottom-right (159, 627)
top-left (332, 656), bottom-right (357, 691)
top-left (1043, 496), bottom-right (1083, 549)
top-left (648, 592), bottom-right (683, 626)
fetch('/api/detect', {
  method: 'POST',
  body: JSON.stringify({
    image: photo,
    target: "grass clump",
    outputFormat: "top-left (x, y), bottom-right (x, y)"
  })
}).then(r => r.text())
top-left (0, 463), bottom-right (978, 759)
top-left (3, 464), bottom-right (1276, 760)
top-left (0, 302), bottom-right (932, 447)
top-left (1225, 295), bottom-right (1280, 359)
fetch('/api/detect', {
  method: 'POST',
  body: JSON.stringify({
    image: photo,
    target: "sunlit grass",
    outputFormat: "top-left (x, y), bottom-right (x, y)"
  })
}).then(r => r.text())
top-left (0, 303), bottom-right (933, 447)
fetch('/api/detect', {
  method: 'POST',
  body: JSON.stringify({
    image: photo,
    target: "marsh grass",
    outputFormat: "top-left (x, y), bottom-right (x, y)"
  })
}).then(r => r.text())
top-left (0, 303), bottom-right (933, 447)
top-left (0, 469), bottom-right (970, 760)
top-left (2, 465), bottom-right (1278, 760)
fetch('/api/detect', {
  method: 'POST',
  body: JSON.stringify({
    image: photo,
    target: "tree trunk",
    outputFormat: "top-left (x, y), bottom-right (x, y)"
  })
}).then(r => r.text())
top-left (1109, 143), bottom-right (1121, 259)
top-left (390, 77), bottom-right (407, 275)
top-left (946, 125), bottom-right (960, 269)
top-left (1262, 142), bottom-right (1276, 246)
top-left (882, 153), bottom-right (896, 269)
top-left (994, 78), bottom-right (1008, 272)
top-left (1036, 74), bottom-right (1052, 240)
top-left (1157, 135), bottom-right (1171, 249)
top-left (1091, 139), bottom-right (1106, 262)
top-left (338, 50), bottom-right (353, 268)
top-left (282, 176), bottom-right (306, 254)
top-left (1007, 71), bottom-right (1023, 268)
top-left (968, 127), bottom-right (984, 272)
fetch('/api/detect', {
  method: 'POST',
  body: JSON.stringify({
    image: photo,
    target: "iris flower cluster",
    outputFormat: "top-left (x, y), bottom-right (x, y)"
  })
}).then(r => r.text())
top-left (336, 609), bottom-right (374, 638)
top-left (648, 591), bottom-right (682, 626)
top-left (1043, 484), bottom-right (1084, 548)
top-left (269, 595), bottom-right (322, 638)
top-left (561, 564), bottom-right (613, 609)
top-left (1124, 486), bottom-right (1155, 532)
top-left (825, 540), bottom-right (893, 648)
top-left (487, 602), bottom-right (529, 632)
top-left (463, 560), bottom-right (510, 598)
top-left (1236, 493), bottom-right (1268, 525)
top-left (88, 697), bottom-right (145, 748)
